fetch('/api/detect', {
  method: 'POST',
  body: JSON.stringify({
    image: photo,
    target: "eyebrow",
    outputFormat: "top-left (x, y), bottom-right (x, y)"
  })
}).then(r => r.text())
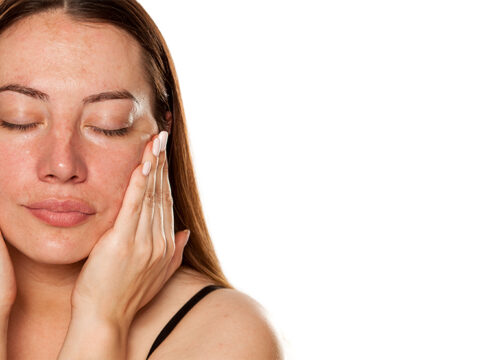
top-left (0, 83), bottom-right (139, 105)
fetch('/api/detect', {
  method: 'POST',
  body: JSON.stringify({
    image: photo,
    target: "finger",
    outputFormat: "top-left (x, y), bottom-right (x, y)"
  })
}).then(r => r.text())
top-left (140, 229), bottom-right (189, 311)
top-left (162, 229), bottom-right (190, 279)
top-left (136, 134), bottom-right (162, 247)
top-left (152, 131), bottom-right (169, 258)
top-left (160, 132), bottom-right (175, 260)
top-left (113, 138), bottom-right (157, 238)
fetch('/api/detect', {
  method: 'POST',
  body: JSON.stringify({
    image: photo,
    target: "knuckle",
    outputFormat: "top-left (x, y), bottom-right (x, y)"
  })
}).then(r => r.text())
top-left (154, 190), bottom-right (163, 204)
top-left (164, 188), bottom-right (173, 204)
top-left (144, 189), bottom-right (155, 205)
top-left (135, 169), bottom-right (147, 190)
top-left (129, 200), bottom-right (142, 216)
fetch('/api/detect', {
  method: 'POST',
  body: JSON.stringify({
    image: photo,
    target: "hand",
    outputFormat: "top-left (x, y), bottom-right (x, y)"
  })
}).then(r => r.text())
top-left (70, 131), bottom-right (190, 329)
top-left (0, 229), bottom-right (16, 317)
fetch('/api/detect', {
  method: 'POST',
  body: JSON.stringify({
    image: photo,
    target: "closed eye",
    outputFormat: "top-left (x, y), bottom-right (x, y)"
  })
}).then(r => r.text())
top-left (89, 126), bottom-right (130, 137)
top-left (0, 121), bottom-right (130, 137)
top-left (0, 121), bottom-right (38, 131)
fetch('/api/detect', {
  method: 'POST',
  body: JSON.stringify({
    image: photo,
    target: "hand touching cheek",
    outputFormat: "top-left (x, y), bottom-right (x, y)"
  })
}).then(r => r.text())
top-left (70, 131), bottom-right (190, 329)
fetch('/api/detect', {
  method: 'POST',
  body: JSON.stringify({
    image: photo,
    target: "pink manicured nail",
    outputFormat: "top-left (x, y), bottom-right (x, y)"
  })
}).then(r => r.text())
top-left (152, 137), bottom-right (160, 157)
top-left (160, 131), bottom-right (168, 152)
top-left (142, 161), bottom-right (151, 176)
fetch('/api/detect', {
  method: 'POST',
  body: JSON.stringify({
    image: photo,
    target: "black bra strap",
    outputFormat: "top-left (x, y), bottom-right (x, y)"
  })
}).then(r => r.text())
top-left (145, 285), bottom-right (224, 359)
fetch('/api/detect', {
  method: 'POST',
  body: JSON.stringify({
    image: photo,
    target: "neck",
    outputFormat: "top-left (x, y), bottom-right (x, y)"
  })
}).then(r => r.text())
top-left (6, 241), bottom-right (85, 325)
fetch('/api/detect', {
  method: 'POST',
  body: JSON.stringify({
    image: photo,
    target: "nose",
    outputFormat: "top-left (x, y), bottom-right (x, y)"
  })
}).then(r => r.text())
top-left (37, 130), bottom-right (87, 184)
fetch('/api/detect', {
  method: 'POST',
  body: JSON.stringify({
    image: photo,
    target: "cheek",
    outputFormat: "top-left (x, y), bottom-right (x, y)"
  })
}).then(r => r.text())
top-left (0, 144), bottom-right (32, 200)
top-left (93, 146), bottom-right (142, 217)
top-left (0, 138), bottom-right (145, 219)
top-left (0, 139), bottom-right (146, 263)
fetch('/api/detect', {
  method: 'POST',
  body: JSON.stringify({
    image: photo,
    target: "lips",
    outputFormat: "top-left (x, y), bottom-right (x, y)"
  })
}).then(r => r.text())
top-left (24, 198), bottom-right (96, 227)
top-left (26, 198), bottom-right (96, 215)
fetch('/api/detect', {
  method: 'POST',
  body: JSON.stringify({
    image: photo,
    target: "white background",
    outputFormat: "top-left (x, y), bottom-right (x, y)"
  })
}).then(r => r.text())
top-left (139, 1), bottom-right (500, 359)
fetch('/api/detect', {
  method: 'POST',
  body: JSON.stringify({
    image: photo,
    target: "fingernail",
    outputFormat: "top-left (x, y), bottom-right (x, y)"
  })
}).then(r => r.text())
top-left (160, 131), bottom-right (168, 152)
top-left (142, 161), bottom-right (151, 176)
top-left (184, 229), bottom-right (191, 243)
top-left (153, 137), bottom-right (160, 157)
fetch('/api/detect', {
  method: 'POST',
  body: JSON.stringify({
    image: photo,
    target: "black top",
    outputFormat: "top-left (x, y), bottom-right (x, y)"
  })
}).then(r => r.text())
top-left (145, 285), bottom-right (223, 359)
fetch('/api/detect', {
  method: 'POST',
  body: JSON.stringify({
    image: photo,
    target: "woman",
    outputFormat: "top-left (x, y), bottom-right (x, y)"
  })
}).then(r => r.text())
top-left (0, 0), bottom-right (282, 359)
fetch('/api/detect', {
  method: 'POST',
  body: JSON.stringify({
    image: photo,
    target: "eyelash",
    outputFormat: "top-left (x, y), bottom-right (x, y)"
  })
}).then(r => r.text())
top-left (0, 121), bottom-right (130, 137)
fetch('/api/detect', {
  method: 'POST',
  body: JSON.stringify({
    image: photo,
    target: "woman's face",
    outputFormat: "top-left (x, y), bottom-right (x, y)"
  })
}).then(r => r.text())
top-left (0, 10), bottom-right (159, 264)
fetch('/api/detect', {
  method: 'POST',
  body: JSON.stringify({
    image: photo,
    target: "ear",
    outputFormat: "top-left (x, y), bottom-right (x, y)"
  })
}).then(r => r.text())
top-left (165, 111), bottom-right (173, 133)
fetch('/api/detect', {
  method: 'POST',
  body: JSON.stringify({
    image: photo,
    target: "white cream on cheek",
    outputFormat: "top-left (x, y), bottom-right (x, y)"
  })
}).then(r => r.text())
top-left (80, 93), bottom-right (154, 147)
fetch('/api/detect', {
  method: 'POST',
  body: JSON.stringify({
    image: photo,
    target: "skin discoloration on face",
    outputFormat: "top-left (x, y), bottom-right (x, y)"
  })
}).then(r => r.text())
top-left (0, 9), bottom-right (159, 264)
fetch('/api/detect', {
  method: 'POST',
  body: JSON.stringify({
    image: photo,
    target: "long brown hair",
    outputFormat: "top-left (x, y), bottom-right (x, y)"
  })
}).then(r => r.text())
top-left (0, 0), bottom-right (231, 288)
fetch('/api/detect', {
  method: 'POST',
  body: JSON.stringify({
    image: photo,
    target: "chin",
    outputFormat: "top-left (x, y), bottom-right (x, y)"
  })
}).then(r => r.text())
top-left (32, 243), bottom-right (91, 265)
top-left (5, 232), bottom-right (95, 265)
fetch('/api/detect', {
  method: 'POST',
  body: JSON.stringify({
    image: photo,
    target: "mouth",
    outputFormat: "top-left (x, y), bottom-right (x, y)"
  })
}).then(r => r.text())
top-left (25, 198), bottom-right (96, 214)
top-left (26, 207), bottom-right (94, 228)
top-left (24, 198), bottom-right (96, 227)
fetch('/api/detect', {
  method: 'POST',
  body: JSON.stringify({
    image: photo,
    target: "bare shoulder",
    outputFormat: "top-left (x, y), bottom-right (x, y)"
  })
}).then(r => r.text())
top-left (148, 272), bottom-right (283, 359)
top-left (189, 288), bottom-right (283, 359)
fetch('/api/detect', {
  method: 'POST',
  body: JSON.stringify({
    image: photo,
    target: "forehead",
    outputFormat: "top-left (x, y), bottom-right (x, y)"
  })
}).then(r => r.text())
top-left (0, 10), bottom-right (151, 103)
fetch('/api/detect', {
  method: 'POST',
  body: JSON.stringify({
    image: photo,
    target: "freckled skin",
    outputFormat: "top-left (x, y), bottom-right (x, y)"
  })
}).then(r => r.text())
top-left (0, 10), bottom-right (159, 265)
